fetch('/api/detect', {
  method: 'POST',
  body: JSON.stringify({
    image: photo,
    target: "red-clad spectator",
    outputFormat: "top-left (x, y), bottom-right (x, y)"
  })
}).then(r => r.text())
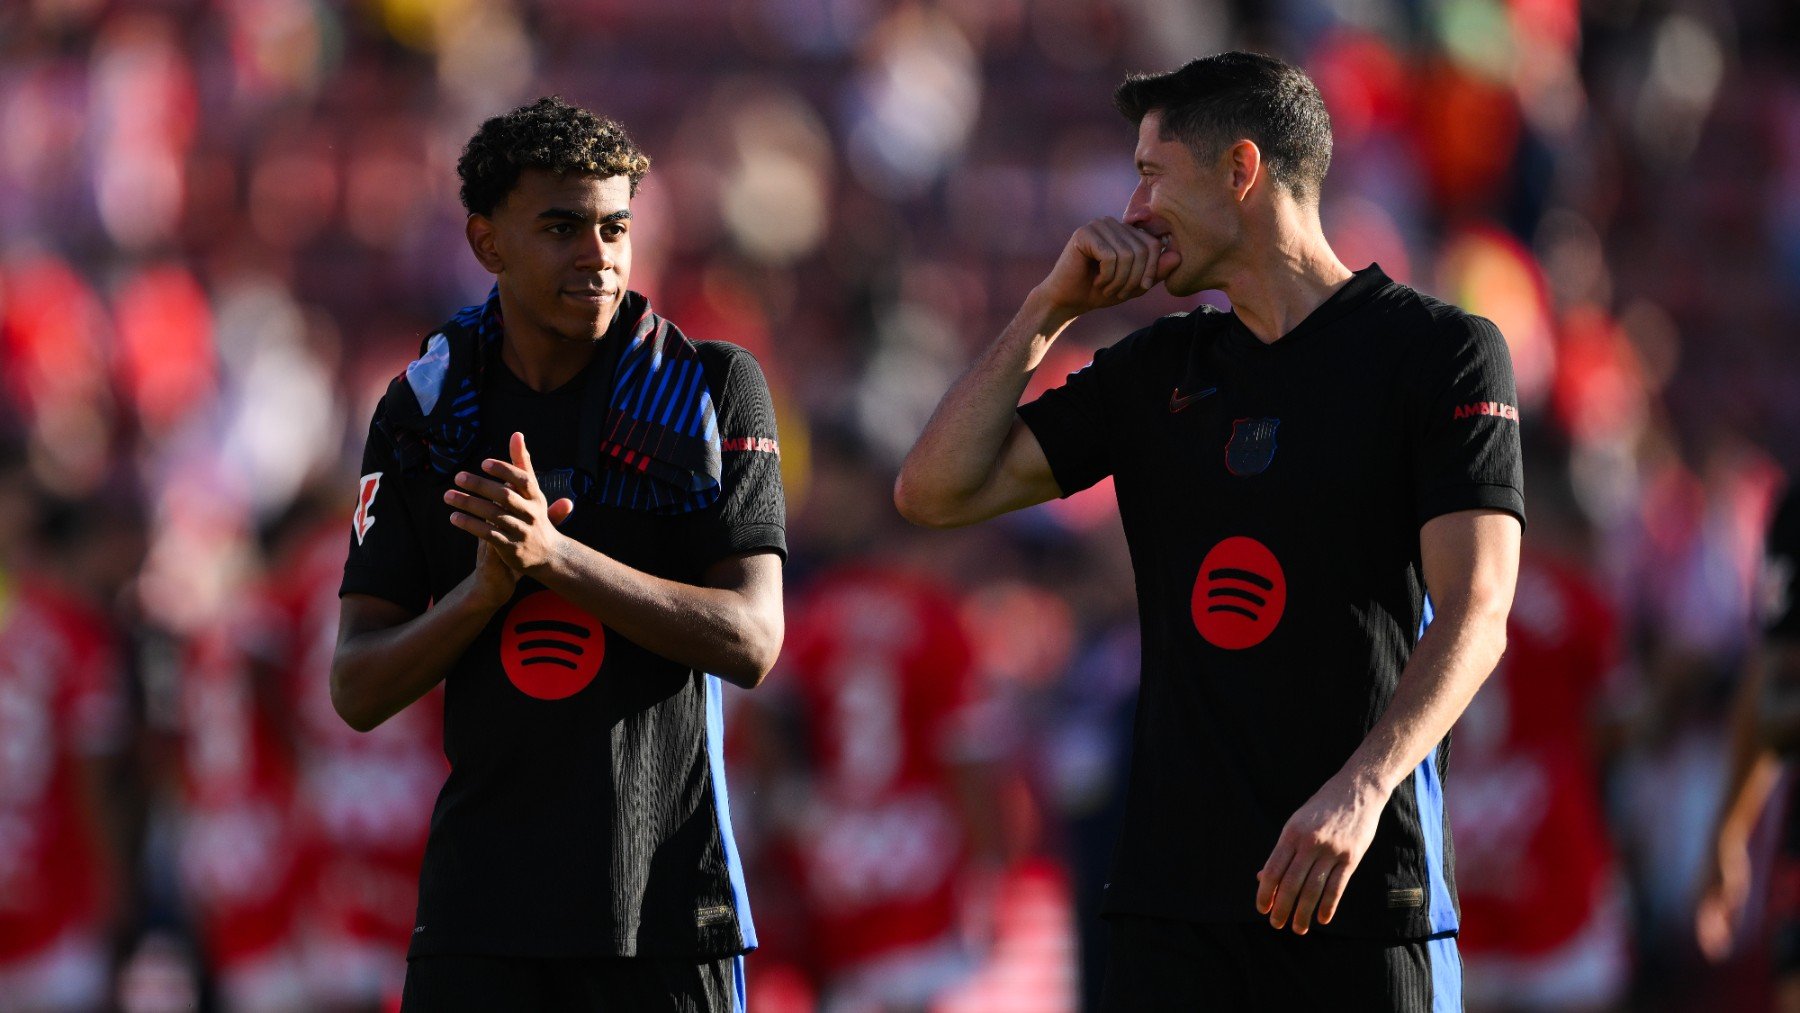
top-left (778, 564), bottom-right (1005, 1012)
top-left (1452, 547), bottom-right (1631, 1011)
top-left (0, 457), bottom-right (129, 1011)
top-left (256, 506), bottom-right (442, 1010)
top-left (176, 619), bottom-right (311, 1011)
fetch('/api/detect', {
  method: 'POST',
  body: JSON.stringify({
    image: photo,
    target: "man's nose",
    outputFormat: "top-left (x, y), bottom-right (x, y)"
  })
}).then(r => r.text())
top-left (1123, 179), bottom-right (1151, 226)
top-left (573, 228), bottom-right (611, 271)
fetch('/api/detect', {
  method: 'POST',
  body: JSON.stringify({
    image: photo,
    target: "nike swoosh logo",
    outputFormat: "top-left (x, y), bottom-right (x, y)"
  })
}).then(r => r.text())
top-left (1169, 385), bottom-right (1218, 412)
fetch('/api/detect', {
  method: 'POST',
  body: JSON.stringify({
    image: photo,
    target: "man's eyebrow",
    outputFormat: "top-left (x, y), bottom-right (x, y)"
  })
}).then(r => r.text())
top-left (536, 207), bottom-right (633, 224)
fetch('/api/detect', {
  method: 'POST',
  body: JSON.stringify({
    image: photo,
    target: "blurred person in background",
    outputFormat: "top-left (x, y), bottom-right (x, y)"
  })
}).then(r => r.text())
top-left (1040, 562), bottom-right (1140, 1011)
top-left (260, 483), bottom-right (443, 1011)
top-left (769, 431), bottom-right (1009, 1012)
top-left (0, 442), bottom-right (132, 1012)
top-left (329, 97), bottom-right (785, 1012)
top-left (1697, 478), bottom-right (1800, 1012)
top-left (896, 51), bottom-right (1522, 1009)
top-left (175, 598), bottom-right (311, 1012)
top-left (1451, 443), bottom-right (1631, 1012)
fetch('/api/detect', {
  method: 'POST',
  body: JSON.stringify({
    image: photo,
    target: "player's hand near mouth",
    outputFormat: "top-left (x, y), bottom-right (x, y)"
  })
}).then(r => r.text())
top-left (1034, 217), bottom-right (1182, 327)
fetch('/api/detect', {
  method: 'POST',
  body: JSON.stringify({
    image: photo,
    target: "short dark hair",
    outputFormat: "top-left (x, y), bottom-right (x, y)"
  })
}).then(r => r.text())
top-left (1114, 52), bottom-right (1333, 204)
top-left (457, 96), bottom-right (651, 216)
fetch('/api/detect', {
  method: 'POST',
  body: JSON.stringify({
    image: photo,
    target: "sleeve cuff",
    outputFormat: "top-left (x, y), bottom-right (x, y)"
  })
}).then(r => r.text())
top-left (339, 566), bottom-right (431, 613)
top-left (1016, 402), bottom-right (1103, 498)
top-left (1416, 483), bottom-right (1526, 529)
top-left (699, 523), bottom-right (788, 565)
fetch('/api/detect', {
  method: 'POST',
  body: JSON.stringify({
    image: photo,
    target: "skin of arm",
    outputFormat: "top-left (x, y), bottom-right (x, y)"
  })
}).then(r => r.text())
top-left (330, 529), bottom-right (537, 733)
top-left (894, 218), bottom-right (1170, 529)
top-left (1696, 643), bottom-right (1800, 960)
top-left (1255, 508), bottom-right (1521, 934)
top-left (447, 431), bottom-right (784, 690)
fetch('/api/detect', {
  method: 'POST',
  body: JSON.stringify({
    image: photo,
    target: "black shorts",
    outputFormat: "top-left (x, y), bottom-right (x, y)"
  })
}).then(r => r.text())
top-left (1099, 914), bottom-right (1461, 1012)
top-left (399, 952), bottom-right (744, 1013)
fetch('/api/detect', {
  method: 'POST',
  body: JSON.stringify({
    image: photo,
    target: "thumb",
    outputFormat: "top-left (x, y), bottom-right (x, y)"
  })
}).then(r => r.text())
top-left (1155, 247), bottom-right (1181, 281)
top-left (548, 498), bottom-right (575, 526)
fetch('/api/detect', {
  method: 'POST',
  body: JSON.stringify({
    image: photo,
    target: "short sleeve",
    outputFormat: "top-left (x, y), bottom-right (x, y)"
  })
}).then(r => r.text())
top-left (1763, 489), bottom-right (1800, 642)
top-left (1408, 314), bottom-right (1526, 527)
top-left (690, 344), bottom-right (787, 565)
top-left (339, 400), bottom-right (432, 612)
top-left (1016, 339), bottom-right (1125, 497)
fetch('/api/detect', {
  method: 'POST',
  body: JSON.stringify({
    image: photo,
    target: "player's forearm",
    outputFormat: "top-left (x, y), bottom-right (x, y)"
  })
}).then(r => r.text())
top-left (330, 583), bottom-right (501, 732)
top-left (530, 540), bottom-right (781, 689)
top-left (1703, 647), bottom-right (1780, 846)
top-left (894, 289), bottom-right (1074, 527)
top-left (1339, 596), bottom-right (1510, 798)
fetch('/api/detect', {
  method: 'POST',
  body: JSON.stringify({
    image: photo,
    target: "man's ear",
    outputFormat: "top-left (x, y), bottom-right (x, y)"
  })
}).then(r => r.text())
top-left (1226, 139), bottom-right (1263, 203)
top-left (466, 213), bottom-right (503, 276)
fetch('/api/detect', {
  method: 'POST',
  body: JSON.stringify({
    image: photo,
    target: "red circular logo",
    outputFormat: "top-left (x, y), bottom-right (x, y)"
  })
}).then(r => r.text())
top-left (500, 590), bottom-right (606, 699)
top-left (1191, 536), bottom-right (1286, 650)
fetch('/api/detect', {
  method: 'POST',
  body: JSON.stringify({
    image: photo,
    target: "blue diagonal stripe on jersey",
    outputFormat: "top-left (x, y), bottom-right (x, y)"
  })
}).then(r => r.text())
top-left (705, 675), bottom-right (757, 949)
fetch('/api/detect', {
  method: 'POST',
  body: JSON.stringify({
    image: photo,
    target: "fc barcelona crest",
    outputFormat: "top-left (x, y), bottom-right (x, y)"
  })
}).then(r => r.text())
top-left (1225, 418), bottom-right (1280, 476)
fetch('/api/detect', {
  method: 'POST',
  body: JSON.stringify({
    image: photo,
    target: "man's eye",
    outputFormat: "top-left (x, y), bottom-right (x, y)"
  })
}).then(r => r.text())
top-left (603, 223), bottom-right (627, 239)
top-left (548, 223), bottom-right (574, 235)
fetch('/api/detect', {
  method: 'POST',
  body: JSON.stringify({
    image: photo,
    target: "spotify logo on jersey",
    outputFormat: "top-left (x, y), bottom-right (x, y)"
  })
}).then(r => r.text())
top-left (500, 590), bottom-right (606, 699)
top-left (1191, 536), bottom-right (1287, 650)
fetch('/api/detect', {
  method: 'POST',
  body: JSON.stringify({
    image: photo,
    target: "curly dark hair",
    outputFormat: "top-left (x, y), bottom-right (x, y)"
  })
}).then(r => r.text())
top-left (1114, 52), bottom-right (1333, 205)
top-left (457, 96), bottom-right (651, 216)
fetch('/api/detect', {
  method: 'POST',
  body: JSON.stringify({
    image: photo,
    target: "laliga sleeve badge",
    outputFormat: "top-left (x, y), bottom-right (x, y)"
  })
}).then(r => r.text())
top-left (353, 473), bottom-right (381, 544)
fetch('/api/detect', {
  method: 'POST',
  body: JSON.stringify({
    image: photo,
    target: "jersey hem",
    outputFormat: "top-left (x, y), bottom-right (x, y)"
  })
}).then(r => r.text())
top-left (405, 937), bottom-right (755, 961)
top-left (1097, 894), bottom-right (1448, 943)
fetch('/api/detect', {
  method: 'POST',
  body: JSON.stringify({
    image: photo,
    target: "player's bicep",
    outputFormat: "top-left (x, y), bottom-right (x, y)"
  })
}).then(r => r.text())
top-left (701, 550), bottom-right (785, 685)
top-left (1419, 509), bottom-right (1520, 623)
top-left (701, 550), bottom-right (784, 615)
top-left (337, 593), bottom-right (422, 648)
top-left (913, 416), bottom-right (1062, 528)
top-left (984, 415), bottom-right (1064, 514)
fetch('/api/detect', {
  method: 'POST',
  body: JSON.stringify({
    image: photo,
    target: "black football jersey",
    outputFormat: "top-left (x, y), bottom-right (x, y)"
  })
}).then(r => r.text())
top-left (1018, 266), bottom-right (1524, 940)
top-left (341, 332), bottom-right (785, 960)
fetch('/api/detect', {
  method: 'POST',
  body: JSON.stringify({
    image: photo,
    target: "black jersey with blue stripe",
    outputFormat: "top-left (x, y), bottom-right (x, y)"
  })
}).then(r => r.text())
top-left (341, 332), bottom-right (785, 959)
top-left (1018, 265), bottom-right (1523, 940)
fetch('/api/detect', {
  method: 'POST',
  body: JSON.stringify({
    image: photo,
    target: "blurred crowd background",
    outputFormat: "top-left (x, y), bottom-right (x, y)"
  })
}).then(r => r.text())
top-left (2, 0), bottom-right (1798, 1010)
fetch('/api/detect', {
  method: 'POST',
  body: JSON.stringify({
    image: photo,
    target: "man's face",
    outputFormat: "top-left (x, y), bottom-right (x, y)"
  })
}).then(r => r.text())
top-left (474, 169), bottom-right (633, 344)
top-left (1123, 111), bottom-right (1240, 297)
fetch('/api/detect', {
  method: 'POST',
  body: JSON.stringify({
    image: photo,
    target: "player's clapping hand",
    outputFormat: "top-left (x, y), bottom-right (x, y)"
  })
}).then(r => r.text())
top-left (463, 536), bottom-right (521, 610)
top-left (1034, 217), bottom-right (1179, 318)
top-left (1255, 773), bottom-right (1386, 936)
top-left (446, 430), bottom-right (576, 578)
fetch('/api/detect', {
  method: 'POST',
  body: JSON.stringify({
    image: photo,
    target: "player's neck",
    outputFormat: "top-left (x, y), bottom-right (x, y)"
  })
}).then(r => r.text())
top-left (495, 293), bottom-right (603, 393)
top-left (1219, 217), bottom-right (1353, 346)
